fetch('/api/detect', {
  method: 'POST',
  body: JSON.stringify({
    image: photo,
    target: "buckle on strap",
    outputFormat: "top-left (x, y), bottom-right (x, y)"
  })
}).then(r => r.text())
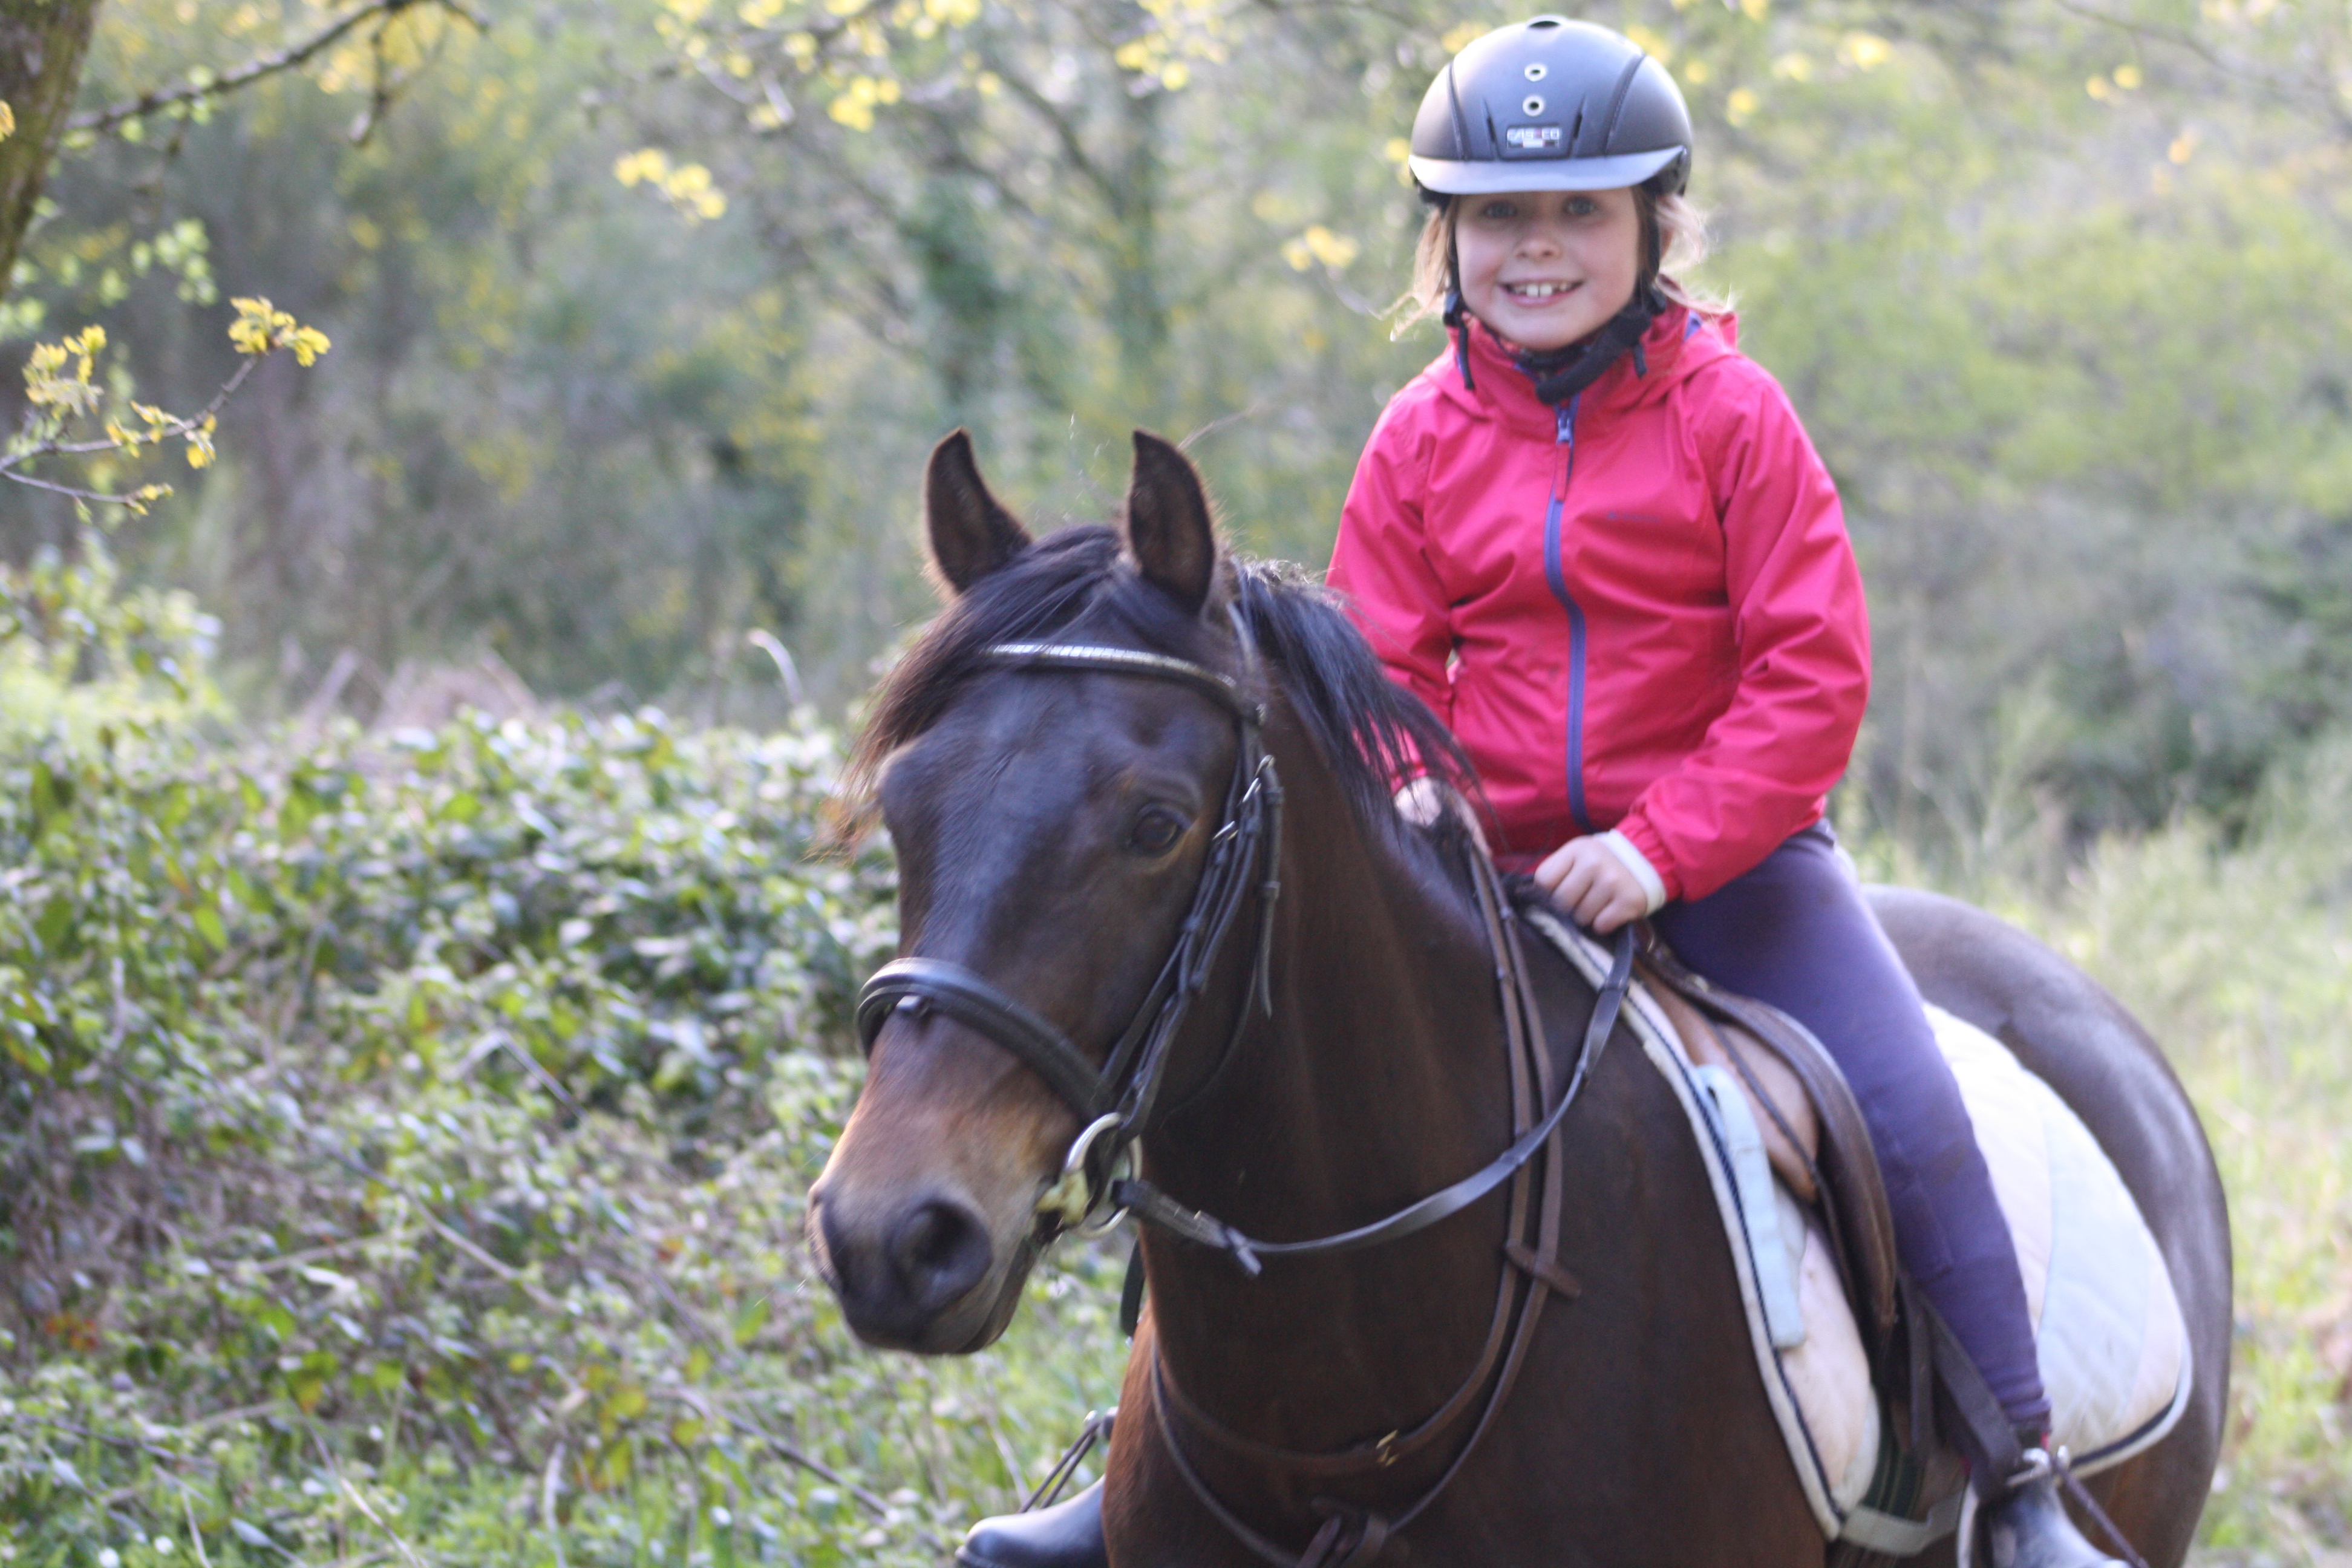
top-left (1037, 1111), bottom-right (1133, 1236)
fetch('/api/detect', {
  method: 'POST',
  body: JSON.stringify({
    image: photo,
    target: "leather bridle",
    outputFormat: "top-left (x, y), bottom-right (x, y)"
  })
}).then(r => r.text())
top-left (855, 616), bottom-right (1286, 1239)
top-left (852, 618), bottom-right (1638, 1567)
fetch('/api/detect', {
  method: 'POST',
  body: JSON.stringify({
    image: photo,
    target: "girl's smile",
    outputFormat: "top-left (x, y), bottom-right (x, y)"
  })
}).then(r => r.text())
top-left (1455, 187), bottom-right (1641, 353)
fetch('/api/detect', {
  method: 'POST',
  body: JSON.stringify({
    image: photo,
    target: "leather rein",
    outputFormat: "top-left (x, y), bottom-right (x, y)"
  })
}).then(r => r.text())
top-left (853, 622), bottom-right (1636, 1567)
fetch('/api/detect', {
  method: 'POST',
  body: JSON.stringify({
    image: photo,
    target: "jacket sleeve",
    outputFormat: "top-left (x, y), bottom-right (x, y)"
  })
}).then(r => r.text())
top-left (1327, 401), bottom-right (1454, 729)
top-left (1613, 367), bottom-right (1870, 902)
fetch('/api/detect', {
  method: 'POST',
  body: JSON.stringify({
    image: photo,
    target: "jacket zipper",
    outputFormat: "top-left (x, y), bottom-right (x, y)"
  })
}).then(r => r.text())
top-left (1540, 397), bottom-right (1593, 834)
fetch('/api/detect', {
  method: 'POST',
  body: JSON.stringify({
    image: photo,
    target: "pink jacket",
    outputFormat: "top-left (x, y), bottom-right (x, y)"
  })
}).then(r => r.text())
top-left (1327, 305), bottom-right (1869, 903)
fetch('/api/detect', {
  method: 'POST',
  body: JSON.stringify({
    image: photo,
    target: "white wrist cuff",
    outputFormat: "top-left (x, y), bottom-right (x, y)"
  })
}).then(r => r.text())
top-left (1600, 830), bottom-right (1669, 915)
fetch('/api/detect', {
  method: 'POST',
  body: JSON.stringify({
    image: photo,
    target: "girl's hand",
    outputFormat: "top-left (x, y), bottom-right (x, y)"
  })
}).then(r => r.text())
top-left (1534, 835), bottom-right (1650, 933)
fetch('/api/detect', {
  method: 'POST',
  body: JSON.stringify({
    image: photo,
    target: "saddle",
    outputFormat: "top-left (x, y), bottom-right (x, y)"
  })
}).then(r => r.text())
top-left (1633, 938), bottom-right (1901, 1366)
top-left (1525, 909), bottom-right (2194, 1564)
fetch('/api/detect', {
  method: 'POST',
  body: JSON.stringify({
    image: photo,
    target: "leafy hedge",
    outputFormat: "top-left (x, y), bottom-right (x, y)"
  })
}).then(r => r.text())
top-left (1, 564), bottom-right (1126, 1566)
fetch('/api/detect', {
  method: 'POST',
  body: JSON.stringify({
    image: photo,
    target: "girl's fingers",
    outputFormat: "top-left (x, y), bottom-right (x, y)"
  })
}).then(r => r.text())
top-left (1537, 837), bottom-right (1647, 932)
top-left (1587, 884), bottom-right (1641, 933)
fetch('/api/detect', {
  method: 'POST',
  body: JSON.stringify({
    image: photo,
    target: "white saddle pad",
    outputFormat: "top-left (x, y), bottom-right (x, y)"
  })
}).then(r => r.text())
top-left (1527, 911), bottom-right (2192, 1555)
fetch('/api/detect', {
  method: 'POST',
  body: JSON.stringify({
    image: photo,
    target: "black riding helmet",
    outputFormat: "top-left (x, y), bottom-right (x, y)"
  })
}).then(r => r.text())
top-left (1410, 17), bottom-right (1694, 403)
top-left (1410, 16), bottom-right (1692, 198)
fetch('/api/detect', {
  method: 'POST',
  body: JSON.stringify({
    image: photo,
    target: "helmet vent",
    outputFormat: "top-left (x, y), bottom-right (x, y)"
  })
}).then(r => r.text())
top-left (1523, 62), bottom-right (1548, 81)
top-left (1523, 94), bottom-right (1546, 117)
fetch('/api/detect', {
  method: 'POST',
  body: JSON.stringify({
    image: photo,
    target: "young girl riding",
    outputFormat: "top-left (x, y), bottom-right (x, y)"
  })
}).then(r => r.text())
top-left (961, 18), bottom-right (2117, 1568)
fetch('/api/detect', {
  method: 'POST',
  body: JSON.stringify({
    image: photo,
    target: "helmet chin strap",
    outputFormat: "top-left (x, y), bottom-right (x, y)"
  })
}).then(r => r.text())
top-left (1442, 220), bottom-right (1476, 392)
top-left (1514, 282), bottom-right (1666, 407)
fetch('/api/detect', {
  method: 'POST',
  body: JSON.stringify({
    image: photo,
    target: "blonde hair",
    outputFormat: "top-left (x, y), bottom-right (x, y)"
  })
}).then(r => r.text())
top-left (1395, 186), bottom-right (1726, 336)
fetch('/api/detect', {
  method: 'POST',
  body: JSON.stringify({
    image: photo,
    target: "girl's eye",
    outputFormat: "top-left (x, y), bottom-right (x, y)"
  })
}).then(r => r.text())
top-left (1564, 196), bottom-right (1598, 217)
top-left (1477, 200), bottom-right (1518, 221)
top-left (1129, 806), bottom-right (1190, 856)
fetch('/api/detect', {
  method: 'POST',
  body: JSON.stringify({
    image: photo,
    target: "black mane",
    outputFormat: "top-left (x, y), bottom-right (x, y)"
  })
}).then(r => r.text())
top-left (840, 529), bottom-right (1482, 852)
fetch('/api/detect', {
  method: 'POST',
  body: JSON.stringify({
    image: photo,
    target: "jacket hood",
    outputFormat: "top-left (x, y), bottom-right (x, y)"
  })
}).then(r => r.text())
top-left (1427, 301), bottom-right (1740, 435)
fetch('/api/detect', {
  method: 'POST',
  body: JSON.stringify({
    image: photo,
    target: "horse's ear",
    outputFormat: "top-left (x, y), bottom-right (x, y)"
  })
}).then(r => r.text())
top-left (1125, 430), bottom-right (1217, 615)
top-left (926, 429), bottom-right (1031, 596)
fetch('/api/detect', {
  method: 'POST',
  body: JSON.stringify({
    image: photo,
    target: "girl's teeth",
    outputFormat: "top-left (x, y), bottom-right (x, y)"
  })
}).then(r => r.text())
top-left (1512, 284), bottom-right (1566, 298)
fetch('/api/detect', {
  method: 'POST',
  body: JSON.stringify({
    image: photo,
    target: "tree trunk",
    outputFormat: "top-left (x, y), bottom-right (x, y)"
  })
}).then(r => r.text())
top-left (0, 0), bottom-right (103, 309)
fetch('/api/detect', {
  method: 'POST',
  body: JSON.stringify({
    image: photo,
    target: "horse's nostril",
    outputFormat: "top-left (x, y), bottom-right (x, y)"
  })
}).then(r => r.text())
top-left (887, 1196), bottom-right (993, 1312)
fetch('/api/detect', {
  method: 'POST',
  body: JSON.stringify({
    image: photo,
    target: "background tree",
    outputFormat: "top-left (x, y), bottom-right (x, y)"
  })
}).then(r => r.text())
top-left (0, 0), bottom-right (104, 298)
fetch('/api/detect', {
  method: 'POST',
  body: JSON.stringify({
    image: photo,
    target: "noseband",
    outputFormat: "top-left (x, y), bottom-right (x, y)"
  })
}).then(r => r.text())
top-left (855, 617), bottom-right (1285, 1236)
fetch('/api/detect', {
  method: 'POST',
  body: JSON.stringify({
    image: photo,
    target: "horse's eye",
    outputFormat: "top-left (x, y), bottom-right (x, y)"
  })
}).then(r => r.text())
top-left (1129, 805), bottom-right (1189, 856)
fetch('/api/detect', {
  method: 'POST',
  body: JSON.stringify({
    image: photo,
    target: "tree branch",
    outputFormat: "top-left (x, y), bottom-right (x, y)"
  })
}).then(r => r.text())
top-left (67, 0), bottom-right (488, 137)
top-left (1, 352), bottom-right (264, 505)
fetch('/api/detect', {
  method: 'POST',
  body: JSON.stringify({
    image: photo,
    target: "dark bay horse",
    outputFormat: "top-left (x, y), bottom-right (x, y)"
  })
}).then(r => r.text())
top-left (808, 431), bottom-right (2230, 1567)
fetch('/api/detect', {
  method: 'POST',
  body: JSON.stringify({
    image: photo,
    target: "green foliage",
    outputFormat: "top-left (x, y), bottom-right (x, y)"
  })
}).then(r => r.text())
top-left (0, 541), bottom-right (1102, 1561)
top-left (1, 524), bottom-right (222, 748)
top-left (0, 633), bottom-right (1142, 1561)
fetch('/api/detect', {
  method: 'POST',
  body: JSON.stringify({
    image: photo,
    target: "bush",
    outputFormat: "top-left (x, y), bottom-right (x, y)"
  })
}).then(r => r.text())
top-left (0, 548), bottom-right (1125, 1563)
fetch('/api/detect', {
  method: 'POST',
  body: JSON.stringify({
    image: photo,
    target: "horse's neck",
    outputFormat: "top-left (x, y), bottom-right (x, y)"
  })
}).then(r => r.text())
top-left (1138, 745), bottom-right (1526, 1443)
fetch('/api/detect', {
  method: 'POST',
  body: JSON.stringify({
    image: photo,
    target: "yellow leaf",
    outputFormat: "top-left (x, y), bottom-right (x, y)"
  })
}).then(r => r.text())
top-left (2168, 129), bottom-right (2198, 165)
top-left (614, 149), bottom-right (668, 187)
top-left (229, 297), bottom-right (281, 355)
top-left (0, 101), bottom-right (15, 142)
top-left (1725, 87), bottom-right (1760, 125)
top-left (1302, 224), bottom-right (1358, 269)
top-left (1838, 32), bottom-right (1892, 70)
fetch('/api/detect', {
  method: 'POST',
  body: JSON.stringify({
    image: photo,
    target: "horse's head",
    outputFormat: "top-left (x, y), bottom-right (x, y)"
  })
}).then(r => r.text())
top-left (809, 429), bottom-right (1253, 1353)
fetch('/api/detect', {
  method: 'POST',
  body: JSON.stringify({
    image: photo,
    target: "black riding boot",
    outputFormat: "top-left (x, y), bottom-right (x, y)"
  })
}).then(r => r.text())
top-left (1972, 1443), bottom-right (2124, 1568)
top-left (957, 1481), bottom-right (1109, 1568)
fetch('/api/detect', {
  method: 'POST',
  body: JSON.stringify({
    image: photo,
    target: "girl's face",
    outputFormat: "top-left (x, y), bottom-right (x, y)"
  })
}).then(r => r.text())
top-left (1454, 186), bottom-right (1642, 353)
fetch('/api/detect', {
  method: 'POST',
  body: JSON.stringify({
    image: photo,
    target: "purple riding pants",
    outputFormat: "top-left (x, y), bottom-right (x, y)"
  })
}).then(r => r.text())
top-left (1649, 823), bottom-right (2051, 1436)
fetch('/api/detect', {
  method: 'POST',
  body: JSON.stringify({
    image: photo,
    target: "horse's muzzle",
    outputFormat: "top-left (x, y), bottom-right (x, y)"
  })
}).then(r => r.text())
top-left (808, 1180), bottom-right (1029, 1353)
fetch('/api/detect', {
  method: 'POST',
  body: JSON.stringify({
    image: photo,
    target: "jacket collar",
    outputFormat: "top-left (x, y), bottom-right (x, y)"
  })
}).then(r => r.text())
top-left (1436, 301), bottom-right (1738, 434)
